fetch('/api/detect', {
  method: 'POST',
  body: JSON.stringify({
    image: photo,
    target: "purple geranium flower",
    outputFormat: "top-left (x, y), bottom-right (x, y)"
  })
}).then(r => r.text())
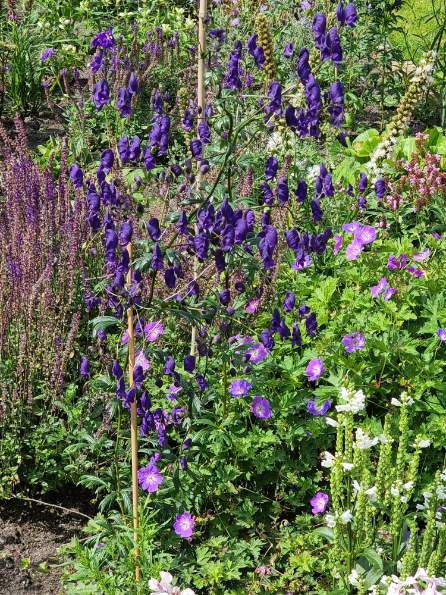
top-left (144, 321), bottom-right (165, 342)
top-left (333, 234), bottom-right (343, 255)
top-left (138, 462), bottom-right (164, 493)
top-left (307, 399), bottom-right (331, 416)
top-left (306, 358), bottom-right (325, 381)
top-left (246, 343), bottom-right (269, 364)
top-left (437, 328), bottom-right (446, 342)
top-left (310, 491), bottom-right (329, 514)
top-left (251, 396), bottom-right (272, 419)
top-left (230, 379), bottom-right (252, 397)
top-left (135, 350), bottom-right (150, 371)
top-left (173, 512), bottom-right (195, 539)
top-left (342, 332), bottom-right (366, 353)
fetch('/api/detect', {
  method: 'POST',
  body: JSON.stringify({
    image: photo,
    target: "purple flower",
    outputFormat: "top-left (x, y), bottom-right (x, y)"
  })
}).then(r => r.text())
top-left (230, 379), bottom-right (252, 397)
top-left (307, 399), bottom-right (331, 416)
top-left (245, 298), bottom-right (260, 314)
top-left (92, 79), bottom-right (110, 110)
top-left (437, 328), bottom-right (446, 342)
top-left (80, 355), bottom-right (90, 377)
top-left (305, 313), bottom-right (318, 337)
top-left (138, 462), bottom-right (164, 493)
top-left (336, 2), bottom-right (345, 24)
top-left (69, 164), bottom-right (84, 189)
top-left (41, 48), bottom-right (56, 62)
top-left (413, 249), bottom-right (430, 262)
top-left (388, 254), bottom-right (409, 270)
top-left (310, 492), bottom-right (329, 514)
top-left (251, 396), bottom-right (272, 419)
top-left (246, 343), bottom-right (269, 364)
top-left (345, 241), bottom-right (363, 261)
top-left (144, 321), bottom-right (165, 342)
top-left (374, 179), bottom-right (386, 200)
top-left (313, 13), bottom-right (327, 49)
top-left (371, 277), bottom-right (396, 300)
top-left (333, 234), bottom-right (343, 255)
top-left (268, 81), bottom-right (282, 116)
top-left (147, 218), bottom-right (161, 241)
top-left (283, 291), bottom-right (296, 313)
top-left (296, 180), bottom-right (308, 203)
top-left (91, 27), bottom-right (115, 49)
top-left (342, 332), bottom-right (366, 353)
top-left (306, 358), bottom-right (325, 381)
top-left (184, 355), bottom-right (196, 373)
top-left (345, 3), bottom-right (358, 26)
top-left (354, 225), bottom-right (376, 245)
top-left (173, 512), bottom-right (195, 539)
top-left (117, 87), bottom-right (132, 117)
top-left (128, 72), bottom-right (138, 95)
top-left (135, 350), bottom-right (150, 371)
top-left (265, 156), bottom-right (279, 180)
top-left (190, 138), bottom-right (203, 160)
top-left (284, 42), bottom-right (295, 58)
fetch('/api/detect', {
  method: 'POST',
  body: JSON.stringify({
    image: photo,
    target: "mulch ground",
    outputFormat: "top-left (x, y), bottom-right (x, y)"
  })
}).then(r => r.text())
top-left (0, 492), bottom-right (94, 594)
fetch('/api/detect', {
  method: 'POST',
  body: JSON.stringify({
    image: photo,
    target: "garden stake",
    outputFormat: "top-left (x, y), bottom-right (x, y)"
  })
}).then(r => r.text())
top-left (190, 0), bottom-right (208, 357)
top-left (126, 241), bottom-right (140, 584)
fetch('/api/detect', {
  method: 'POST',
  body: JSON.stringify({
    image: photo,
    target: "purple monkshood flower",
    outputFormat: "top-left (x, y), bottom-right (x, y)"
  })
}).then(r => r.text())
top-left (437, 328), bottom-right (446, 342)
top-left (184, 355), bottom-right (196, 373)
top-left (230, 379), bottom-right (252, 397)
top-left (306, 358), bottom-right (325, 382)
top-left (167, 385), bottom-right (182, 401)
top-left (144, 321), bottom-right (165, 342)
top-left (41, 48), bottom-right (56, 62)
top-left (69, 164), bottom-right (83, 189)
top-left (313, 13), bottom-right (326, 49)
top-left (91, 27), bottom-right (115, 49)
top-left (345, 2), bottom-right (358, 26)
top-left (283, 291), bottom-right (296, 313)
top-left (251, 396), bottom-right (272, 419)
top-left (92, 79), bottom-right (110, 110)
top-left (138, 462), bottom-right (164, 492)
top-left (173, 512), bottom-right (195, 539)
top-left (342, 332), bottom-right (366, 353)
top-left (310, 492), bottom-right (329, 514)
top-left (80, 355), bottom-right (90, 377)
top-left (284, 42), bottom-right (295, 58)
top-left (265, 156), bottom-right (279, 180)
top-left (246, 343), bottom-right (269, 364)
top-left (307, 399), bottom-right (332, 416)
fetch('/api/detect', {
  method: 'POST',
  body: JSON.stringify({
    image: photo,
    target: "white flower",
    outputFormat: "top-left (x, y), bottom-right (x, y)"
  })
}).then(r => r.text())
top-left (342, 462), bottom-right (354, 471)
top-left (391, 486), bottom-right (400, 497)
top-left (149, 572), bottom-right (196, 595)
top-left (340, 509), bottom-right (353, 524)
top-left (348, 569), bottom-right (360, 586)
top-left (403, 481), bottom-right (414, 491)
top-left (325, 416), bottom-right (338, 427)
top-left (325, 514), bottom-right (336, 528)
top-left (336, 388), bottom-right (366, 414)
top-left (321, 451), bottom-right (335, 468)
top-left (355, 428), bottom-right (379, 450)
top-left (391, 398), bottom-right (401, 407)
top-left (365, 486), bottom-right (378, 502)
top-left (417, 439), bottom-right (431, 449)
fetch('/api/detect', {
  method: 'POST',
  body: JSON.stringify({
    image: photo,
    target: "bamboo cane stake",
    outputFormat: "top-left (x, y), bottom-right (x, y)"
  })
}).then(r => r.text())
top-left (126, 241), bottom-right (140, 584)
top-left (190, 0), bottom-right (208, 357)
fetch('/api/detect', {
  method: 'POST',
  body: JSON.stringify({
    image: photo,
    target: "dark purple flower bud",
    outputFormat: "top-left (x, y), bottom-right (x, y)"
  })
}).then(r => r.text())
top-left (194, 233), bottom-right (210, 260)
top-left (234, 218), bottom-right (248, 243)
top-left (92, 27), bottom-right (115, 49)
top-left (336, 2), bottom-right (345, 24)
top-left (151, 243), bottom-right (163, 270)
top-left (119, 221), bottom-right (133, 246)
top-left (306, 312), bottom-right (318, 337)
top-left (219, 289), bottom-right (231, 305)
top-left (278, 320), bottom-right (290, 340)
top-left (70, 164), bottom-right (84, 189)
top-left (177, 211), bottom-right (189, 235)
top-left (260, 329), bottom-right (275, 350)
top-left (118, 136), bottom-right (130, 163)
top-left (271, 308), bottom-right (281, 333)
top-left (277, 177), bottom-right (289, 204)
top-left (298, 304), bottom-right (311, 318)
top-left (261, 182), bottom-right (274, 206)
top-left (268, 81), bottom-right (282, 116)
top-left (180, 455), bottom-right (188, 470)
top-left (105, 229), bottom-right (118, 252)
top-left (133, 365), bottom-right (144, 386)
top-left (292, 323), bottom-right (302, 347)
top-left (345, 3), bottom-right (358, 26)
top-left (311, 199), bottom-right (323, 222)
top-left (322, 27), bottom-right (343, 65)
top-left (200, 159), bottom-right (210, 174)
top-left (215, 249), bottom-right (226, 272)
top-left (284, 42), bottom-right (294, 58)
top-left (92, 79), bottom-right (110, 110)
top-left (147, 218), bottom-right (161, 241)
top-left (313, 13), bottom-right (327, 48)
top-left (164, 268), bottom-right (176, 288)
top-left (190, 138), bottom-right (203, 160)
top-left (129, 136), bottom-right (141, 161)
top-left (112, 360), bottom-right (123, 379)
top-left (358, 172), bottom-right (368, 193)
top-left (265, 156), bottom-right (279, 180)
top-left (128, 72), bottom-right (138, 95)
top-left (184, 355), bottom-right (196, 372)
top-left (80, 355), bottom-right (90, 377)
top-left (100, 149), bottom-right (114, 173)
top-left (297, 48), bottom-right (311, 84)
top-left (164, 356), bottom-right (176, 375)
top-left (183, 438), bottom-right (192, 450)
top-left (116, 377), bottom-right (126, 399)
top-left (296, 180), bottom-right (308, 203)
top-left (283, 291), bottom-right (295, 313)
top-left (196, 374), bottom-right (208, 391)
top-left (375, 179), bottom-right (386, 200)
top-left (323, 174), bottom-right (334, 197)
top-left (125, 387), bottom-right (136, 407)
top-left (198, 120), bottom-right (211, 144)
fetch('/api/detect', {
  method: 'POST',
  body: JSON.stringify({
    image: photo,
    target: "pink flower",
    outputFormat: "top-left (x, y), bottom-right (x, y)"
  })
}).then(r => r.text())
top-left (144, 321), bottom-right (165, 341)
top-left (310, 491), bottom-right (329, 514)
